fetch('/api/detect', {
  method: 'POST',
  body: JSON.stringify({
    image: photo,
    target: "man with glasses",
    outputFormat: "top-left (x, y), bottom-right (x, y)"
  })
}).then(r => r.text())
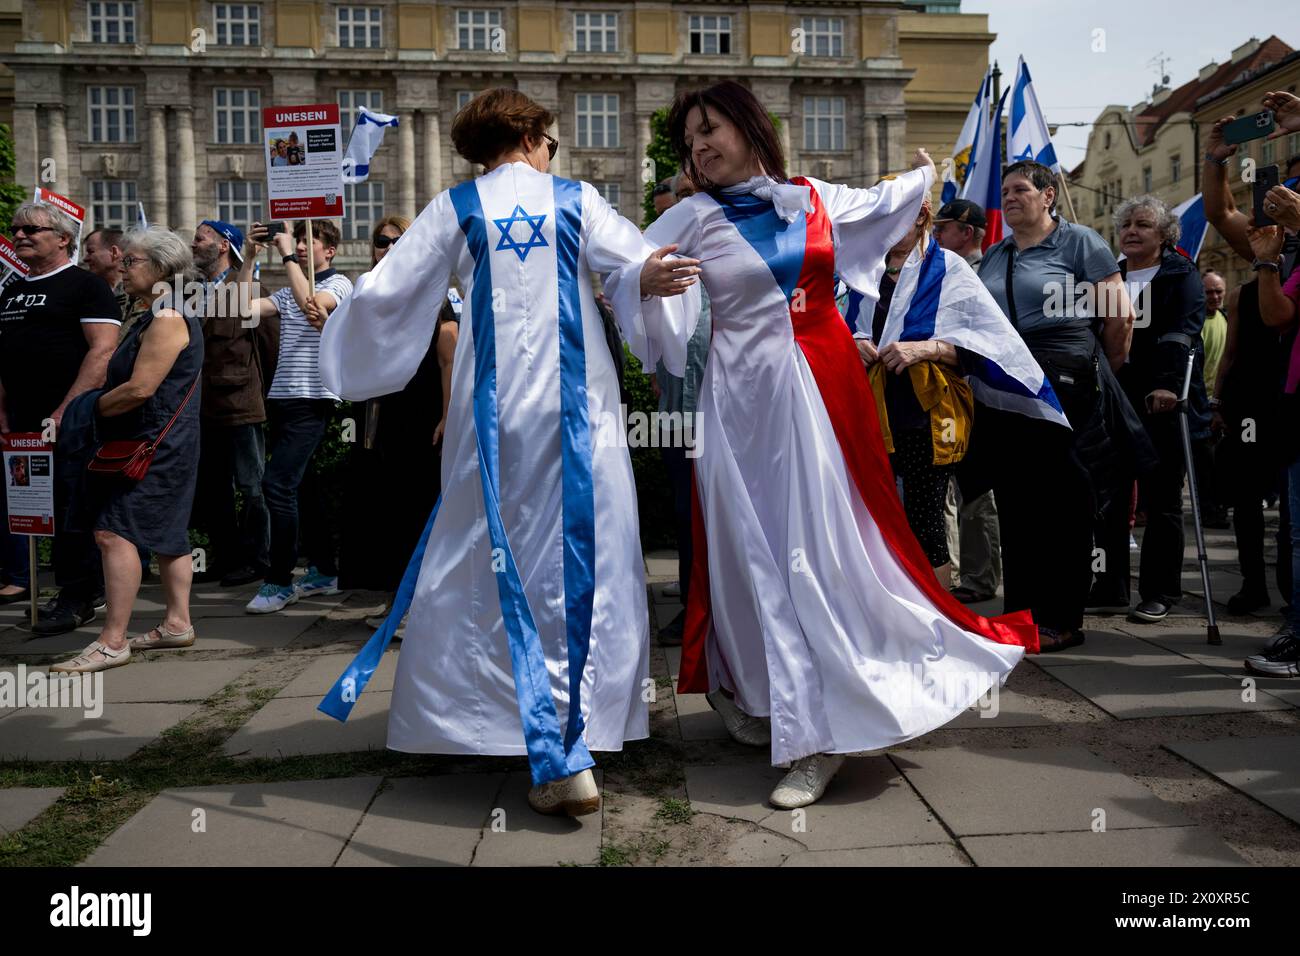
top-left (0, 203), bottom-right (119, 630)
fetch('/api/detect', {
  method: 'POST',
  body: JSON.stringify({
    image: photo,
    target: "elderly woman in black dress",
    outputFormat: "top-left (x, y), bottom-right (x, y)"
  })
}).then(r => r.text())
top-left (52, 226), bottom-right (203, 673)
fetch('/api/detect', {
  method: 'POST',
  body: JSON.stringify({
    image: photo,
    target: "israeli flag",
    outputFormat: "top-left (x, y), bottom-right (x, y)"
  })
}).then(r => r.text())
top-left (1007, 56), bottom-right (1061, 172)
top-left (943, 69), bottom-right (992, 205)
top-left (876, 240), bottom-right (1071, 430)
top-left (342, 106), bottom-right (399, 185)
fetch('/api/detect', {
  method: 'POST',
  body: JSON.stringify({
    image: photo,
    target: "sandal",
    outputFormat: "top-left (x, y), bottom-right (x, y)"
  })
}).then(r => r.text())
top-left (129, 623), bottom-right (197, 650)
top-left (50, 640), bottom-right (132, 673)
top-left (1037, 627), bottom-right (1085, 653)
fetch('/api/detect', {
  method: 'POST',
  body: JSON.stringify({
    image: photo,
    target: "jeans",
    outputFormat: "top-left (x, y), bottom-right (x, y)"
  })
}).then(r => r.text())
top-left (194, 421), bottom-right (270, 573)
top-left (263, 399), bottom-right (334, 587)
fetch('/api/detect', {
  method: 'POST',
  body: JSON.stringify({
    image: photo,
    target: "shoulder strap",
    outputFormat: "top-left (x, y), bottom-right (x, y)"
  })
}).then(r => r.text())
top-left (1003, 244), bottom-right (1020, 330)
top-left (150, 375), bottom-right (199, 449)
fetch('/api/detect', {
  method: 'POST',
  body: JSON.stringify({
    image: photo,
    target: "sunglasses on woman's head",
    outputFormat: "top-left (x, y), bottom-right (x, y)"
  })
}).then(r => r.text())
top-left (373, 234), bottom-right (401, 249)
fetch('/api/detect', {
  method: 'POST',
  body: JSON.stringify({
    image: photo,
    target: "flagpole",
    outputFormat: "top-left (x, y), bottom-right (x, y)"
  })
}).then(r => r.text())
top-left (1058, 174), bottom-right (1080, 222)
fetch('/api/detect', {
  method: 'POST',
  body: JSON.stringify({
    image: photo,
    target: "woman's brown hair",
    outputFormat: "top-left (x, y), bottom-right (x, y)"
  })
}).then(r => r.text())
top-left (666, 80), bottom-right (788, 191)
top-left (451, 88), bottom-right (555, 167)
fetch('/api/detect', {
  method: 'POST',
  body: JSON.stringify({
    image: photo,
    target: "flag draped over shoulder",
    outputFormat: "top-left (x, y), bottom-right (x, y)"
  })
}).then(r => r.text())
top-left (877, 240), bottom-right (1071, 430)
top-left (943, 69), bottom-right (992, 205)
top-left (342, 106), bottom-right (399, 185)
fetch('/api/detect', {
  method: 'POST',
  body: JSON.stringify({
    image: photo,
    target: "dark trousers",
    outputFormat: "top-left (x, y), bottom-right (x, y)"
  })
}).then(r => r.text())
top-left (193, 421), bottom-right (270, 574)
top-left (0, 482), bottom-right (30, 589)
top-left (661, 444), bottom-right (693, 605)
top-left (1191, 436), bottom-right (1222, 517)
top-left (1220, 415), bottom-right (1288, 597)
top-left (960, 405), bottom-right (1092, 632)
top-left (53, 441), bottom-right (103, 606)
top-left (1134, 418), bottom-right (1188, 604)
top-left (263, 398), bottom-right (334, 587)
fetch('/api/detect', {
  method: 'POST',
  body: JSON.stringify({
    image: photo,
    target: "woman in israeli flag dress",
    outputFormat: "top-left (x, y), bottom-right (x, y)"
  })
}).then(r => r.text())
top-left (316, 90), bottom-right (700, 817)
top-left (606, 82), bottom-right (1043, 810)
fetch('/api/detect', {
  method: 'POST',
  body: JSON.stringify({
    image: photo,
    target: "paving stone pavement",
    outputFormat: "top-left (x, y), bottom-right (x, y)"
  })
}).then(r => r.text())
top-left (0, 527), bottom-right (1297, 866)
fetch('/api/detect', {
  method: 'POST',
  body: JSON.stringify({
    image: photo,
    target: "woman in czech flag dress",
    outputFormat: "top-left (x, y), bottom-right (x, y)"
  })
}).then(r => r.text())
top-left (606, 81), bottom-right (1041, 810)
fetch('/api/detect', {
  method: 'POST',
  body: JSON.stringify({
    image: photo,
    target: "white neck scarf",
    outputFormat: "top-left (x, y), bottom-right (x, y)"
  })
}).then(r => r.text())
top-left (720, 175), bottom-right (813, 224)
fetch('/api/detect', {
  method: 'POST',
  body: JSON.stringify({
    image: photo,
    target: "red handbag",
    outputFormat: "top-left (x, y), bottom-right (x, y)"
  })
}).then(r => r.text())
top-left (87, 377), bottom-right (199, 482)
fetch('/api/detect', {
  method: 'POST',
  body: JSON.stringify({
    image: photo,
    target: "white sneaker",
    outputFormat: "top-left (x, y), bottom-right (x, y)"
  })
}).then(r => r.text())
top-left (245, 583), bottom-right (299, 614)
top-left (706, 689), bottom-right (771, 747)
top-left (769, 753), bottom-right (846, 809)
top-left (527, 768), bottom-right (601, 817)
top-left (662, 581), bottom-right (681, 598)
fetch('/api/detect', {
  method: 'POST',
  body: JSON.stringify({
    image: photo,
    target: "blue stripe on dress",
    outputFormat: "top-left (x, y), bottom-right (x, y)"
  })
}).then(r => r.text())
top-left (449, 177), bottom-right (593, 785)
top-left (715, 192), bottom-right (806, 302)
top-left (552, 178), bottom-right (597, 755)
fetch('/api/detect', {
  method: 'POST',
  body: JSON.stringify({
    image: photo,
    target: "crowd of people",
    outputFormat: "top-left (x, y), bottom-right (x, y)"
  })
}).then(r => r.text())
top-left (1, 82), bottom-right (1299, 815)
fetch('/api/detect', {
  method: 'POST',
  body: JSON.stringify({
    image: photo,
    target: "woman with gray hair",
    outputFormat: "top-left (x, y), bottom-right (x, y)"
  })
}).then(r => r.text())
top-left (52, 225), bottom-right (204, 673)
top-left (1092, 194), bottom-right (1209, 623)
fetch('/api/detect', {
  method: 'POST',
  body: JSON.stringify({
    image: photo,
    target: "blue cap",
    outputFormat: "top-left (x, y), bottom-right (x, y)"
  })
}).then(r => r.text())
top-left (200, 219), bottom-right (245, 263)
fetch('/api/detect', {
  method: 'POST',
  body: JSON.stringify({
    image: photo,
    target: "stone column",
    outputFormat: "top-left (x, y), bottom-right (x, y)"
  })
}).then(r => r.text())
top-left (883, 112), bottom-right (907, 175)
top-left (422, 110), bottom-right (442, 204)
top-left (398, 113), bottom-right (416, 219)
top-left (174, 107), bottom-right (197, 232)
top-left (860, 113), bottom-right (880, 185)
top-left (149, 107), bottom-right (170, 226)
top-left (46, 105), bottom-right (68, 195)
top-left (11, 105), bottom-right (39, 192)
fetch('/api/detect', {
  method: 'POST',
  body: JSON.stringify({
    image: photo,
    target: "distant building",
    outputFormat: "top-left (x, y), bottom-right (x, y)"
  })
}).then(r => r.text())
top-left (2, 1), bottom-right (992, 277)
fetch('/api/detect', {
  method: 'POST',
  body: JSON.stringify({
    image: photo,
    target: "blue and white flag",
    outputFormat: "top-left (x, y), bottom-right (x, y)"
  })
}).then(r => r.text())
top-left (1172, 194), bottom-right (1208, 262)
top-left (136, 202), bottom-right (148, 229)
top-left (1007, 56), bottom-right (1060, 172)
top-left (877, 240), bottom-right (1071, 430)
top-left (342, 106), bottom-right (399, 185)
top-left (943, 69), bottom-right (992, 205)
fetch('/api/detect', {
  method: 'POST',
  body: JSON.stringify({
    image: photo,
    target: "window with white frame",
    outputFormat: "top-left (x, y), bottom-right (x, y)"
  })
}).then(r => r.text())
top-left (215, 3), bottom-right (261, 46)
top-left (575, 12), bottom-right (618, 53)
top-left (217, 180), bottom-right (264, 227)
top-left (1170, 155), bottom-right (1181, 184)
top-left (456, 90), bottom-right (475, 113)
top-left (456, 9), bottom-right (502, 51)
top-left (596, 182), bottom-right (620, 212)
top-left (803, 96), bottom-right (845, 151)
top-left (688, 14), bottom-right (731, 55)
top-left (1141, 165), bottom-right (1152, 193)
top-left (343, 182), bottom-right (385, 240)
top-left (338, 90), bottom-right (384, 146)
top-left (1261, 139), bottom-right (1276, 166)
top-left (214, 88), bottom-right (261, 145)
top-left (575, 93), bottom-right (619, 149)
top-left (88, 87), bottom-right (136, 143)
top-left (338, 5), bottom-right (382, 48)
top-left (88, 1), bottom-right (137, 44)
top-left (90, 180), bottom-right (138, 230)
top-left (800, 17), bottom-right (843, 57)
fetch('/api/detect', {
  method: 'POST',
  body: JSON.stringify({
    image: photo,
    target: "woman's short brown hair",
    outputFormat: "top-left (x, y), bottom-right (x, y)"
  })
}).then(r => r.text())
top-left (452, 88), bottom-right (555, 167)
top-left (666, 80), bottom-right (787, 191)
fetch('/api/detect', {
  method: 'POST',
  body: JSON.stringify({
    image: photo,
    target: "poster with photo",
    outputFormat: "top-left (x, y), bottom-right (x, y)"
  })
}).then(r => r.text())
top-left (2, 433), bottom-right (55, 536)
top-left (262, 103), bottom-right (345, 221)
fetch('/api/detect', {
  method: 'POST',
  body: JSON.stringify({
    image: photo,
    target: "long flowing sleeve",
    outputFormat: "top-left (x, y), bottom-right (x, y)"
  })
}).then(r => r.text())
top-left (598, 190), bottom-right (701, 377)
top-left (320, 190), bottom-right (458, 399)
top-left (808, 165), bottom-right (934, 321)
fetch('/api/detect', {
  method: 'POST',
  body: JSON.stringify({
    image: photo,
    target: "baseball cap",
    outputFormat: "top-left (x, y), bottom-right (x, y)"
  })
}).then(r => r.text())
top-left (200, 219), bottom-right (245, 264)
top-left (934, 199), bottom-right (987, 230)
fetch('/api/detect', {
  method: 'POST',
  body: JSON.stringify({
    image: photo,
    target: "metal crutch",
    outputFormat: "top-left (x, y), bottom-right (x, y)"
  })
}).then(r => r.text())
top-left (1174, 347), bottom-right (1221, 645)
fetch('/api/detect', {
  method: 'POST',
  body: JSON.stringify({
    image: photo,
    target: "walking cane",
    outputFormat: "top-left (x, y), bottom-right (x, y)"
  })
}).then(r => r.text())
top-left (1175, 347), bottom-right (1221, 645)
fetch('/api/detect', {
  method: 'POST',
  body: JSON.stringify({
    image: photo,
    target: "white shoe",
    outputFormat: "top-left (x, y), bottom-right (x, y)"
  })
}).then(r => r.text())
top-left (769, 753), bottom-right (846, 809)
top-left (245, 583), bottom-right (299, 614)
top-left (662, 581), bottom-right (681, 597)
top-left (707, 689), bottom-right (771, 746)
top-left (50, 640), bottom-right (131, 674)
top-left (527, 768), bottom-right (601, 817)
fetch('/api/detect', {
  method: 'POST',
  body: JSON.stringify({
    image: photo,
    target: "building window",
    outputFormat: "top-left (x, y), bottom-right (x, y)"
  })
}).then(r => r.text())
top-left (1261, 139), bottom-right (1275, 165)
top-left (214, 88), bottom-right (261, 145)
top-left (803, 96), bottom-right (845, 151)
top-left (800, 17), bottom-right (843, 57)
top-left (456, 90), bottom-right (476, 113)
top-left (217, 180), bottom-right (264, 226)
top-left (1141, 165), bottom-right (1151, 193)
top-left (338, 6), bottom-right (382, 48)
top-left (456, 9), bottom-right (502, 51)
top-left (90, 180), bottom-right (137, 229)
top-left (689, 14), bottom-right (731, 55)
top-left (88, 87), bottom-right (136, 143)
top-left (1104, 132), bottom-right (1111, 150)
top-left (343, 181), bottom-right (385, 240)
top-left (575, 93), bottom-right (619, 148)
top-left (338, 90), bottom-right (384, 146)
top-left (88, 1), bottom-right (136, 44)
top-left (596, 181), bottom-right (620, 212)
top-left (574, 12), bottom-right (618, 52)
top-left (1288, 132), bottom-right (1300, 165)
top-left (1170, 154), bottom-right (1181, 184)
top-left (215, 3), bottom-right (261, 46)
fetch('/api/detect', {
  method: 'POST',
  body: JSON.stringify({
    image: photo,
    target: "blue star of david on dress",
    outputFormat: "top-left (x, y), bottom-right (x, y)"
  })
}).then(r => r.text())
top-left (493, 205), bottom-right (549, 261)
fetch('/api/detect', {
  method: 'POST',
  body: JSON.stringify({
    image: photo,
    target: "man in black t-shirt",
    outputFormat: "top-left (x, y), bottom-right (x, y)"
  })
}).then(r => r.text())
top-left (0, 202), bottom-right (119, 632)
